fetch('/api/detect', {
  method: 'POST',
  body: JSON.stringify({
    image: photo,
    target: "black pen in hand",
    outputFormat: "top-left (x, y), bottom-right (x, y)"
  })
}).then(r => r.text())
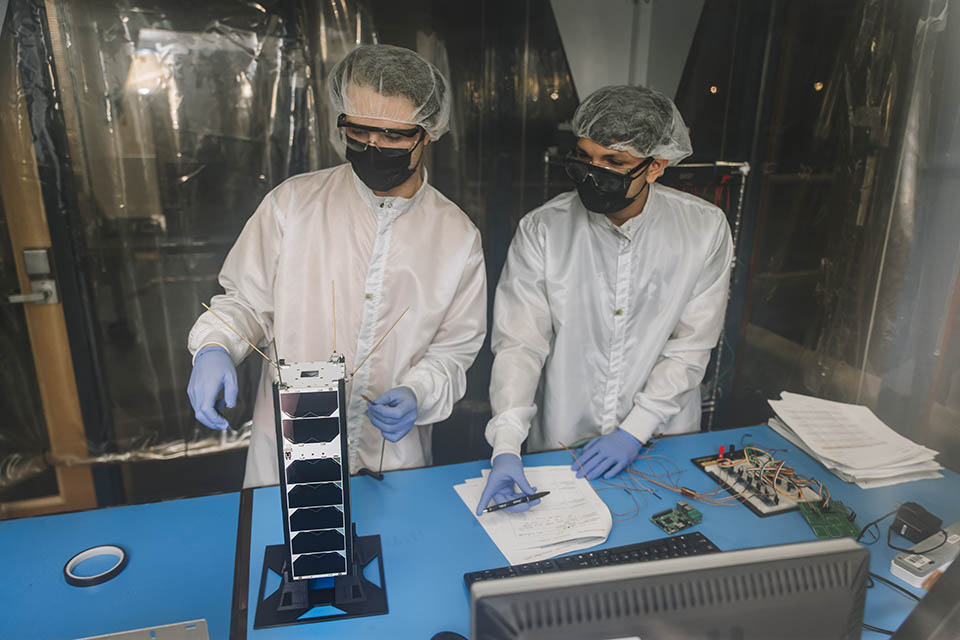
top-left (483, 491), bottom-right (551, 513)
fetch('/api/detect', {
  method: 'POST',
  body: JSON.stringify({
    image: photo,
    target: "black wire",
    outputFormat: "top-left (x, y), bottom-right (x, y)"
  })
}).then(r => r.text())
top-left (887, 528), bottom-right (948, 555)
top-left (863, 570), bottom-right (920, 636)
top-left (862, 623), bottom-right (895, 635)
top-left (856, 509), bottom-right (899, 544)
top-left (869, 571), bottom-right (920, 602)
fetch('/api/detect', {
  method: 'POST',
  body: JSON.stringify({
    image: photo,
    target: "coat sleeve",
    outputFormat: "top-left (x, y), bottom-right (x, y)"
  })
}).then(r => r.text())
top-left (187, 189), bottom-right (284, 365)
top-left (484, 215), bottom-right (554, 459)
top-left (619, 215), bottom-right (734, 444)
top-left (398, 231), bottom-right (487, 424)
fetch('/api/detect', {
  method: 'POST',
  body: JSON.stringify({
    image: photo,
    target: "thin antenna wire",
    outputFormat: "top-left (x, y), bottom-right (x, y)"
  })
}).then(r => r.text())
top-left (271, 337), bottom-right (283, 386)
top-left (351, 307), bottom-right (409, 377)
top-left (331, 280), bottom-right (337, 353)
top-left (201, 302), bottom-right (281, 377)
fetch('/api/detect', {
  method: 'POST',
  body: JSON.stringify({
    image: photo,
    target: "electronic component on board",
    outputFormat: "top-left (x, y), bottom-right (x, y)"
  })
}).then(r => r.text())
top-left (650, 501), bottom-right (703, 534)
top-left (691, 447), bottom-right (824, 517)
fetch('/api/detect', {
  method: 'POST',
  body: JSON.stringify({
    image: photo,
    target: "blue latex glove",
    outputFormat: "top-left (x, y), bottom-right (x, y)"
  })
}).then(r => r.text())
top-left (572, 428), bottom-right (643, 480)
top-left (476, 453), bottom-right (541, 515)
top-left (187, 345), bottom-right (238, 430)
top-left (366, 386), bottom-right (418, 443)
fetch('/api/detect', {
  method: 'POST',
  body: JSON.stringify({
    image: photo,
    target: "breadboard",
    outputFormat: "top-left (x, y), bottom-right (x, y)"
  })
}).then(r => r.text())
top-left (692, 451), bottom-right (821, 517)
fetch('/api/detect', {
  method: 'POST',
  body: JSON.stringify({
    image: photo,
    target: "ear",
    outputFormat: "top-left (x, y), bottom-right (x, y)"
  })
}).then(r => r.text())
top-left (646, 158), bottom-right (669, 183)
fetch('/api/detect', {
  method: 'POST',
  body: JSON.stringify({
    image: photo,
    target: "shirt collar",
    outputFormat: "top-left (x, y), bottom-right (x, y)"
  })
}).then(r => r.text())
top-left (352, 167), bottom-right (430, 218)
top-left (586, 182), bottom-right (659, 241)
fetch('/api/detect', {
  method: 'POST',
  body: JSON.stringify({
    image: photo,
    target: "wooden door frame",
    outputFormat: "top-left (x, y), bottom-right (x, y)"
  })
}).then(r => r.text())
top-left (0, 16), bottom-right (96, 517)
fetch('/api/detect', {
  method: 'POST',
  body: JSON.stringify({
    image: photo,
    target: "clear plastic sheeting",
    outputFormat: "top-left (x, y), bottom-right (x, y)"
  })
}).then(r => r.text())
top-left (733, 0), bottom-right (959, 466)
top-left (0, 0), bottom-right (377, 496)
top-left (2, 0), bottom-right (583, 503)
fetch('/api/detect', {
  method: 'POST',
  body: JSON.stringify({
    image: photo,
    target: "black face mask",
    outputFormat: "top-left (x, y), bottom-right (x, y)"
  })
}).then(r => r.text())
top-left (565, 156), bottom-right (654, 215)
top-left (346, 140), bottom-right (423, 192)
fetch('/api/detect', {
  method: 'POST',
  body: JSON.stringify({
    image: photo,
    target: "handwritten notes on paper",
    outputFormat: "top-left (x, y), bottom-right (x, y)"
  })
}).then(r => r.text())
top-left (454, 465), bottom-right (612, 565)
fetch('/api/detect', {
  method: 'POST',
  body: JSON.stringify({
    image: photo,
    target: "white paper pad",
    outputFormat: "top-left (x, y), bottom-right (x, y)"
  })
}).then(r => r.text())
top-left (454, 465), bottom-right (612, 565)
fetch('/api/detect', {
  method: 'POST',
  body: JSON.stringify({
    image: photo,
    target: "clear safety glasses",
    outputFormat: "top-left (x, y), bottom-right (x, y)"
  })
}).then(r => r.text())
top-left (563, 154), bottom-right (654, 192)
top-left (337, 113), bottom-right (425, 157)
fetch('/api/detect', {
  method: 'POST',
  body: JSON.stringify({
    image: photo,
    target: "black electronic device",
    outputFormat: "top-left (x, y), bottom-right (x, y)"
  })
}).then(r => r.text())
top-left (469, 538), bottom-right (870, 640)
top-left (463, 531), bottom-right (720, 587)
top-left (890, 557), bottom-right (960, 639)
top-left (893, 502), bottom-right (943, 544)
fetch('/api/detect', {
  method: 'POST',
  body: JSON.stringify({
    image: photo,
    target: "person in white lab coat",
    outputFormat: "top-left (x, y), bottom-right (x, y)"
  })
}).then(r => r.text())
top-left (477, 85), bottom-right (733, 514)
top-left (186, 44), bottom-right (487, 488)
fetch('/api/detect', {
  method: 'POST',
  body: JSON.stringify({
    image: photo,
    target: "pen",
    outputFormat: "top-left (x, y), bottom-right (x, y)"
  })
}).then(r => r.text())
top-left (483, 491), bottom-right (551, 513)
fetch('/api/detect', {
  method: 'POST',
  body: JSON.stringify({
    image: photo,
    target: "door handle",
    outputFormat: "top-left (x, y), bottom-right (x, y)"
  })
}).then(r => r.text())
top-left (7, 248), bottom-right (60, 305)
top-left (6, 278), bottom-right (58, 305)
top-left (8, 290), bottom-right (50, 304)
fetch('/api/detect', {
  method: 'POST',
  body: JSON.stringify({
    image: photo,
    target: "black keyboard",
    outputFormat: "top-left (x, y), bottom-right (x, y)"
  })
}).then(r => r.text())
top-left (464, 531), bottom-right (720, 587)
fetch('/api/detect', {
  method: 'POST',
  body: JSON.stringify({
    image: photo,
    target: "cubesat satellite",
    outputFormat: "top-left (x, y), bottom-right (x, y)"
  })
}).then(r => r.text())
top-left (253, 353), bottom-right (388, 628)
top-left (200, 297), bottom-right (397, 628)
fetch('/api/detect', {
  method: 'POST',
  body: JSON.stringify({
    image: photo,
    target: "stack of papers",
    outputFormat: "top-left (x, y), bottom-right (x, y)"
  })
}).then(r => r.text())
top-left (768, 391), bottom-right (942, 489)
top-left (454, 465), bottom-right (612, 565)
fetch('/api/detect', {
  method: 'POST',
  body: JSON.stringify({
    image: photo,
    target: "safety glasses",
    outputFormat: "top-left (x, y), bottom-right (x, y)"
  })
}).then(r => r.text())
top-left (563, 154), bottom-right (654, 192)
top-left (337, 113), bottom-right (424, 157)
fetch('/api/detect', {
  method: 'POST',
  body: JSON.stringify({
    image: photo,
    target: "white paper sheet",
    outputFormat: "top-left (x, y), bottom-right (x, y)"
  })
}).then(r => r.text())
top-left (770, 394), bottom-right (932, 470)
top-left (454, 465), bottom-right (612, 565)
top-left (767, 392), bottom-right (942, 490)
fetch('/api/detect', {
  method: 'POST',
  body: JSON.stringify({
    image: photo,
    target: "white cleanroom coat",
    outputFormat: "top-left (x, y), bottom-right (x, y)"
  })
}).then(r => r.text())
top-left (486, 183), bottom-right (733, 459)
top-left (188, 164), bottom-right (486, 488)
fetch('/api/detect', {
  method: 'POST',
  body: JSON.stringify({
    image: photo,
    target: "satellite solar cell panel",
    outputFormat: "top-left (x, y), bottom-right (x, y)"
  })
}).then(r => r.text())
top-left (286, 458), bottom-right (342, 484)
top-left (282, 417), bottom-right (341, 444)
top-left (294, 552), bottom-right (347, 577)
top-left (289, 506), bottom-right (345, 531)
top-left (280, 390), bottom-right (339, 418)
top-left (292, 529), bottom-right (347, 555)
top-left (287, 482), bottom-right (343, 508)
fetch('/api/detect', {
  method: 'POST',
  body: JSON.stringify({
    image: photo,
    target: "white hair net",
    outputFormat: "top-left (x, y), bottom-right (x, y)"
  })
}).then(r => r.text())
top-left (572, 85), bottom-right (693, 165)
top-left (328, 44), bottom-right (451, 140)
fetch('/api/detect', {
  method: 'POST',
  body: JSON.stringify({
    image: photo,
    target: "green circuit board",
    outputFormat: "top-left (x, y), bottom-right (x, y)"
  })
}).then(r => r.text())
top-left (650, 501), bottom-right (703, 534)
top-left (797, 500), bottom-right (860, 539)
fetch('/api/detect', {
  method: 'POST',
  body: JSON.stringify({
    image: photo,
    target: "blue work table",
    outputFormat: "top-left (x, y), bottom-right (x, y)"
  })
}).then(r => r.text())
top-left (2, 426), bottom-right (958, 639)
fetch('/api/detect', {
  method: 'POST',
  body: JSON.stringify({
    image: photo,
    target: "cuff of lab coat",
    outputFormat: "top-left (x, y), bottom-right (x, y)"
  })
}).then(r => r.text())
top-left (396, 373), bottom-right (430, 422)
top-left (489, 421), bottom-right (527, 461)
top-left (619, 404), bottom-right (662, 445)
top-left (191, 341), bottom-right (232, 365)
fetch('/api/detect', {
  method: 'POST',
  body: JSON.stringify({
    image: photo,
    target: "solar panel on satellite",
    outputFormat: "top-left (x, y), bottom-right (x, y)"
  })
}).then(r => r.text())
top-left (273, 357), bottom-right (352, 581)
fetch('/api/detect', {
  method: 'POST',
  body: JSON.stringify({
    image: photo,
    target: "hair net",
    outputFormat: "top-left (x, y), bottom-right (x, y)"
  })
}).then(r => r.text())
top-left (572, 85), bottom-right (692, 165)
top-left (328, 44), bottom-right (451, 140)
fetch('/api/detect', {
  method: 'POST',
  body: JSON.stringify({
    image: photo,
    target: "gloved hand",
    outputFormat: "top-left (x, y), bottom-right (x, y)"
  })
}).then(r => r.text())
top-left (476, 453), bottom-right (540, 515)
top-left (366, 386), bottom-right (418, 443)
top-left (572, 428), bottom-right (643, 480)
top-left (187, 345), bottom-right (238, 430)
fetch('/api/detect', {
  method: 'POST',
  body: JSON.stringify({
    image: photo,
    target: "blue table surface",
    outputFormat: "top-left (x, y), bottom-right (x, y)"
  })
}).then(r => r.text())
top-left (3, 426), bottom-right (959, 639)
top-left (0, 491), bottom-right (240, 639)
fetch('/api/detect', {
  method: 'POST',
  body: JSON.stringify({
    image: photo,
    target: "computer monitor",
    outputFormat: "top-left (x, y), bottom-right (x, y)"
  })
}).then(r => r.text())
top-left (470, 538), bottom-right (869, 640)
